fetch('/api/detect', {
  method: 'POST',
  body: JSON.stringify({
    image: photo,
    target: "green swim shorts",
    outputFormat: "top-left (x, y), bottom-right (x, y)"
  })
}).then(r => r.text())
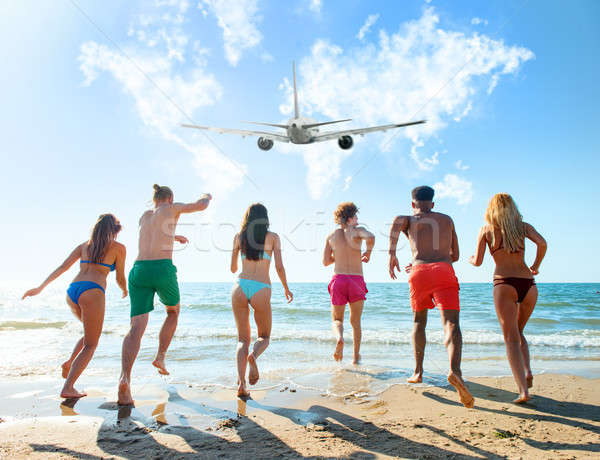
top-left (128, 259), bottom-right (180, 317)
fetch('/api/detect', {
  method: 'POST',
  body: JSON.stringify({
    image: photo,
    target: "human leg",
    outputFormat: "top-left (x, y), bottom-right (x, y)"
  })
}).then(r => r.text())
top-left (408, 309), bottom-right (427, 383)
top-left (494, 284), bottom-right (530, 403)
top-left (152, 304), bottom-right (180, 375)
top-left (248, 287), bottom-right (272, 385)
top-left (61, 289), bottom-right (105, 398)
top-left (118, 313), bottom-right (149, 405)
top-left (518, 285), bottom-right (538, 388)
top-left (232, 285), bottom-right (251, 396)
top-left (331, 304), bottom-right (345, 361)
top-left (348, 300), bottom-right (364, 364)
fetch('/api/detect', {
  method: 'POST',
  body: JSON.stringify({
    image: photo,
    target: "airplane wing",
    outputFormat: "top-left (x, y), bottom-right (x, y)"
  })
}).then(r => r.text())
top-left (312, 120), bottom-right (426, 142)
top-left (181, 124), bottom-right (289, 142)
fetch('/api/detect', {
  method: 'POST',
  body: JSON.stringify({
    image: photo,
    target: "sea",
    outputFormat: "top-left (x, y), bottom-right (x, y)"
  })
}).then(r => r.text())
top-left (1, 282), bottom-right (599, 398)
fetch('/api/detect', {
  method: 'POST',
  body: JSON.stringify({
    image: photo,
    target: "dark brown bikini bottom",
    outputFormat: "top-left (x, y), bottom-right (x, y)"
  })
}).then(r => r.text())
top-left (493, 277), bottom-right (536, 303)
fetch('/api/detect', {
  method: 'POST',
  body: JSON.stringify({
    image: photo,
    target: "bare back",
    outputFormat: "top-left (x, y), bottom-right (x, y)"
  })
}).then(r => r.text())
top-left (236, 232), bottom-right (275, 284)
top-left (485, 225), bottom-right (531, 279)
top-left (137, 204), bottom-right (180, 261)
top-left (328, 227), bottom-right (367, 275)
top-left (404, 211), bottom-right (458, 265)
top-left (72, 240), bottom-right (125, 289)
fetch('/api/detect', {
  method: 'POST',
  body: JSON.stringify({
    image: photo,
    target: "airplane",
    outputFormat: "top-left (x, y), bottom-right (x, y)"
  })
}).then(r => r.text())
top-left (181, 62), bottom-right (426, 151)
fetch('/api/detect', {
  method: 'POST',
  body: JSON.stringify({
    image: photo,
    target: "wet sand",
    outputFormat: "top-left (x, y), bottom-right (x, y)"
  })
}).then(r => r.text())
top-left (1, 373), bottom-right (599, 459)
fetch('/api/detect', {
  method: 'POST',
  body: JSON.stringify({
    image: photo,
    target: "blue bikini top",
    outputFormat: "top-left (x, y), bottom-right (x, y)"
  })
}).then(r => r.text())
top-left (81, 260), bottom-right (116, 271)
top-left (241, 252), bottom-right (271, 261)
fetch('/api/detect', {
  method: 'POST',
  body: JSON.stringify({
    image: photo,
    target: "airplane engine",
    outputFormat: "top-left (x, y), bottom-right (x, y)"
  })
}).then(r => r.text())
top-left (257, 137), bottom-right (274, 151)
top-left (338, 135), bottom-right (354, 150)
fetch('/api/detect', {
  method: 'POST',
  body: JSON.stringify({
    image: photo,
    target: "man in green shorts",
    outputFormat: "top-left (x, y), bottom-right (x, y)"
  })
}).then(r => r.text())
top-left (118, 184), bottom-right (212, 406)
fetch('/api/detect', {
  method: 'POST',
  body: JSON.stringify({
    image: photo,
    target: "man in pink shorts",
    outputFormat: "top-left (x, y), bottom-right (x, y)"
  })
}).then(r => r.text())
top-left (323, 202), bottom-right (375, 364)
top-left (388, 186), bottom-right (474, 408)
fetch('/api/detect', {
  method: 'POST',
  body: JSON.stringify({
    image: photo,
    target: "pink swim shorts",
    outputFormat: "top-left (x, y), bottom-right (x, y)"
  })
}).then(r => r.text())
top-left (328, 274), bottom-right (368, 306)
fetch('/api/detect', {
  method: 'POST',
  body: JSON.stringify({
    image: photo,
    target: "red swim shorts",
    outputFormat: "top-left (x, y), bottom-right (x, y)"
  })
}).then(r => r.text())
top-left (328, 274), bottom-right (368, 306)
top-left (408, 262), bottom-right (460, 312)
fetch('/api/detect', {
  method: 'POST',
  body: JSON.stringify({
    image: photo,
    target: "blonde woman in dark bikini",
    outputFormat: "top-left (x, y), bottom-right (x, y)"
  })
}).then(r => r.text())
top-left (469, 194), bottom-right (547, 403)
top-left (22, 214), bottom-right (127, 398)
top-left (230, 203), bottom-right (293, 397)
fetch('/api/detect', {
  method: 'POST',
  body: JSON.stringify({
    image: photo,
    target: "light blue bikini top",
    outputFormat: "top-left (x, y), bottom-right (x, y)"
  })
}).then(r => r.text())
top-left (81, 260), bottom-right (116, 271)
top-left (241, 252), bottom-right (271, 261)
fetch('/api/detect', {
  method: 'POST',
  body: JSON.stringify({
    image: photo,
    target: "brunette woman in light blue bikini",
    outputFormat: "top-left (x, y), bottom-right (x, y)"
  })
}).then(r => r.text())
top-left (230, 203), bottom-right (293, 397)
top-left (22, 214), bottom-right (127, 398)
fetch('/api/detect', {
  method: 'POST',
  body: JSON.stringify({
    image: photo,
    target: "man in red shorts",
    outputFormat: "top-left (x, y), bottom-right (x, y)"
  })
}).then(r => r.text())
top-left (388, 186), bottom-right (474, 408)
top-left (323, 202), bottom-right (375, 365)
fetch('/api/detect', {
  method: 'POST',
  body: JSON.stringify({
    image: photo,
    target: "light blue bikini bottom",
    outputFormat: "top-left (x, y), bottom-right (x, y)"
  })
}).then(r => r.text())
top-left (237, 278), bottom-right (271, 301)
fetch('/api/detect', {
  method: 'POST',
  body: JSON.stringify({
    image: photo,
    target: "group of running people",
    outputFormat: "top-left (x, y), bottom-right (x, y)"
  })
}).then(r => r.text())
top-left (22, 184), bottom-right (546, 407)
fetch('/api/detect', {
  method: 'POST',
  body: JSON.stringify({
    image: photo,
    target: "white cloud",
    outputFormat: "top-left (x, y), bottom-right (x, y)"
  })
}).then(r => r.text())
top-left (343, 175), bottom-right (352, 191)
top-left (455, 160), bottom-right (469, 170)
top-left (78, 3), bottom-right (247, 197)
top-left (434, 174), bottom-right (473, 205)
top-left (281, 7), bottom-right (533, 198)
top-left (471, 17), bottom-right (488, 26)
top-left (200, 0), bottom-right (262, 66)
top-left (309, 0), bottom-right (322, 13)
top-left (357, 14), bottom-right (379, 41)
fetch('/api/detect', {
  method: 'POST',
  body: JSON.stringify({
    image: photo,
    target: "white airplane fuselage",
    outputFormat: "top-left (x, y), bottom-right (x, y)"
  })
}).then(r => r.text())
top-left (286, 116), bottom-right (319, 144)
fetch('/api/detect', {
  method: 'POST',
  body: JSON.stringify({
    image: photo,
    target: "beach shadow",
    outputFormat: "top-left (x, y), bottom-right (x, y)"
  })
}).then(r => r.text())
top-left (459, 380), bottom-right (600, 422)
top-left (29, 445), bottom-right (104, 460)
top-left (520, 438), bottom-right (600, 453)
top-left (422, 391), bottom-right (600, 435)
top-left (418, 424), bottom-right (504, 460)
top-left (306, 404), bottom-right (489, 459)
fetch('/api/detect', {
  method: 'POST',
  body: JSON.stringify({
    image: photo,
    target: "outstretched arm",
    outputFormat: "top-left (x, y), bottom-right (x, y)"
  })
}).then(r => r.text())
top-left (230, 234), bottom-right (240, 274)
top-left (357, 227), bottom-right (375, 262)
top-left (115, 244), bottom-right (128, 298)
top-left (173, 193), bottom-right (212, 215)
top-left (525, 223), bottom-right (547, 275)
top-left (388, 216), bottom-right (409, 279)
top-left (469, 226), bottom-right (487, 267)
top-left (22, 243), bottom-right (83, 299)
top-left (273, 234), bottom-right (293, 303)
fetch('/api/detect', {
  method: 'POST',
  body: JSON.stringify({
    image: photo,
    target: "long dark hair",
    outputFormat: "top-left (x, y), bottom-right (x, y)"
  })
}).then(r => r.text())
top-left (88, 214), bottom-right (121, 263)
top-left (240, 204), bottom-right (269, 261)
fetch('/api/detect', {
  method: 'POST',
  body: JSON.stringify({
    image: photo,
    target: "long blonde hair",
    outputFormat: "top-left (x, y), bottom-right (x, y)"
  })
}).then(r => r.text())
top-left (484, 194), bottom-right (525, 253)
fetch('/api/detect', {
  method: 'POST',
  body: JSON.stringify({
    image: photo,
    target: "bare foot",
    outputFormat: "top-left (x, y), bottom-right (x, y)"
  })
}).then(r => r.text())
top-left (526, 374), bottom-right (533, 388)
top-left (237, 381), bottom-right (250, 398)
top-left (407, 373), bottom-right (423, 384)
top-left (447, 373), bottom-right (474, 408)
top-left (333, 340), bottom-right (344, 362)
top-left (352, 353), bottom-right (361, 365)
top-left (513, 393), bottom-right (531, 404)
top-left (60, 387), bottom-right (87, 399)
top-left (61, 361), bottom-right (71, 379)
top-left (118, 377), bottom-right (134, 406)
top-left (248, 354), bottom-right (259, 385)
top-left (152, 358), bottom-right (170, 376)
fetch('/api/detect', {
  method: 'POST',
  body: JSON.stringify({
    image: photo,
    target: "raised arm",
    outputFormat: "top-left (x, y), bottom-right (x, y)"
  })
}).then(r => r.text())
top-left (114, 243), bottom-right (128, 298)
top-left (22, 243), bottom-right (83, 299)
top-left (388, 215), bottom-right (409, 279)
top-left (173, 193), bottom-right (212, 215)
top-left (469, 226), bottom-right (487, 267)
top-left (231, 233), bottom-right (240, 274)
top-left (450, 219), bottom-right (460, 263)
top-left (322, 234), bottom-right (334, 266)
top-left (272, 233), bottom-right (293, 303)
top-left (525, 222), bottom-right (547, 275)
top-left (357, 227), bottom-right (375, 262)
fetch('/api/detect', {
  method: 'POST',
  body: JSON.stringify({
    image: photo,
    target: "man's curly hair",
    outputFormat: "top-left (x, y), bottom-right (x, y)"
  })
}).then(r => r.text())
top-left (334, 202), bottom-right (358, 225)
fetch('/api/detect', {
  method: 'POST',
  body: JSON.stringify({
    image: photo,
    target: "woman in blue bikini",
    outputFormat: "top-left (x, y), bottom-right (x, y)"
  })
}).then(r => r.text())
top-left (230, 203), bottom-right (293, 397)
top-left (22, 214), bottom-right (127, 398)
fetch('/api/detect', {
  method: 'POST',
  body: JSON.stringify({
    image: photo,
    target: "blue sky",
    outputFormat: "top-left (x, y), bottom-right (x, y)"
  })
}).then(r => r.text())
top-left (2, 0), bottom-right (599, 286)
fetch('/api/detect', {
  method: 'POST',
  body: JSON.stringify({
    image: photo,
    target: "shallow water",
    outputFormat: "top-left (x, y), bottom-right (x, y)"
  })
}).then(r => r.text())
top-left (1, 282), bottom-right (599, 397)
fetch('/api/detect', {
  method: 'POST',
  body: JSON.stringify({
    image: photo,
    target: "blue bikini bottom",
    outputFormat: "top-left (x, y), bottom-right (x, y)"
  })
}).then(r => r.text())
top-left (67, 281), bottom-right (105, 305)
top-left (236, 278), bottom-right (271, 301)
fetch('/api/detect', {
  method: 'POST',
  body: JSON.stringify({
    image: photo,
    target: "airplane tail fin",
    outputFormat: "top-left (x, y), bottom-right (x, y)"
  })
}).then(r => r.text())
top-left (302, 119), bottom-right (352, 129)
top-left (293, 61), bottom-right (299, 118)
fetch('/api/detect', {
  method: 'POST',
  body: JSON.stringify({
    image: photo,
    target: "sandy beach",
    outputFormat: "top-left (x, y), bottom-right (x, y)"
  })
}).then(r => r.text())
top-left (1, 373), bottom-right (599, 459)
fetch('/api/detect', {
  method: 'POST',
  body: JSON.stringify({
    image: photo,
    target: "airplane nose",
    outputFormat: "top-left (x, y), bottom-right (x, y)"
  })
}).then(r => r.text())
top-left (292, 123), bottom-right (297, 128)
